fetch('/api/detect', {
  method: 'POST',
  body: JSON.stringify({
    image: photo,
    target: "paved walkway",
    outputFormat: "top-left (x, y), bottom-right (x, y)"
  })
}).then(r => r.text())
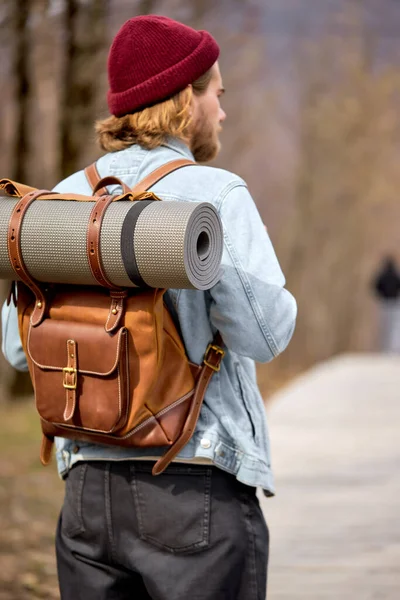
top-left (260, 354), bottom-right (400, 600)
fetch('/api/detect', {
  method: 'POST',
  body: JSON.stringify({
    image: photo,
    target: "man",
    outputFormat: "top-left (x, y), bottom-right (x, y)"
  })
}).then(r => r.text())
top-left (372, 256), bottom-right (400, 352)
top-left (2, 15), bottom-right (297, 600)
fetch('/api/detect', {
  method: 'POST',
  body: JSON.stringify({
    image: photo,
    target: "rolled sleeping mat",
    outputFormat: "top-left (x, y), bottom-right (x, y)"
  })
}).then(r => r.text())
top-left (0, 196), bottom-right (223, 290)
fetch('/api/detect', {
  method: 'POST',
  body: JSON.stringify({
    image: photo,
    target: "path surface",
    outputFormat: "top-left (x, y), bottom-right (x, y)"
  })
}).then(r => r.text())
top-left (260, 354), bottom-right (400, 600)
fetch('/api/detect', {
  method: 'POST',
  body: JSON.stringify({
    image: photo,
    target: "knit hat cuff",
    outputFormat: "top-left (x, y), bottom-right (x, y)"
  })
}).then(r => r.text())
top-left (108, 31), bottom-right (220, 117)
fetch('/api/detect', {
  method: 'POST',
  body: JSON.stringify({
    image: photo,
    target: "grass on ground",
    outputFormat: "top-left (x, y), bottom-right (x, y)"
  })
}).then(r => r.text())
top-left (0, 398), bottom-right (63, 600)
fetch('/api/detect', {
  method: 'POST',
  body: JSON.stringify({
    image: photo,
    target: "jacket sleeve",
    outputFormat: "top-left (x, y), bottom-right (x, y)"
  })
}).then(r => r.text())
top-left (209, 183), bottom-right (297, 363)
top-left (1, 299), bottom-right (29, 371)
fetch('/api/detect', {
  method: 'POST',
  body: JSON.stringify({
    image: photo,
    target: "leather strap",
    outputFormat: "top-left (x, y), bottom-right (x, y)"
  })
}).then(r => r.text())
top-left (105, 290), bottom-right (128, 333)
top-left (85, 159), bottom-right (196, 290)
top-left (85, 164), bottom-right (131, 196)
top-left (84, 155), bottom-right (223, 473)
top-left (152, 332), bottom-right (225, 475)
top-left (1, 178), bottom-right (135, 202)
top-left (63, 339), bottom-right (78, 421)
top-left (7, 189), bottom-right (53, 326)
top-left (84, 158), bottom-right (196, 196)
top-left (130, 159), bottom-right (195, 195)
top-left (92, 176), bottom-right (131, 196)
top-left (40, 433), bottom-right (54, 466)
top-left (0, 178), bottom-right (37, 198)
top-left (40, 192), bottom-right (133, 202)
top-left (86, 194), bottom-right (118, 288)
top-left (85, 163), bottom-right (107, 196)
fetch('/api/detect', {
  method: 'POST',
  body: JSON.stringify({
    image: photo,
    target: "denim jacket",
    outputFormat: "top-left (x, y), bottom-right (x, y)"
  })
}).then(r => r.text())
top-left (1, 138), bottom-right (296, 495)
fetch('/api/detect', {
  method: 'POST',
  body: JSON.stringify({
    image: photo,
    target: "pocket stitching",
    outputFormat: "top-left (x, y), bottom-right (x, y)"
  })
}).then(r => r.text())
top-left (131, 467), bottom-right (212, 553)
top-left (239, 492), bottom-right (269, 600)
top-left (62, 463), bottom-right (87, 537)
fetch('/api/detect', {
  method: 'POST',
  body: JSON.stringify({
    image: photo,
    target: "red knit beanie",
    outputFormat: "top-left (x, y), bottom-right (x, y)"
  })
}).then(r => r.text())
top-left (107, 15), bottom-right (220, 117)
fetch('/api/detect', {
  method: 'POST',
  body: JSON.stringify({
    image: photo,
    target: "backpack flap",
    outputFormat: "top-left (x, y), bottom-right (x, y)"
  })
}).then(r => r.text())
top-left (27, 318), bottom-right (129, 433)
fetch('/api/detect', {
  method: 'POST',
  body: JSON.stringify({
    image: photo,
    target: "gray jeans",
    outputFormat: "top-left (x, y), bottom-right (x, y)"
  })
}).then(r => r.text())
top-left (56, 461), bottom-right (269, 600)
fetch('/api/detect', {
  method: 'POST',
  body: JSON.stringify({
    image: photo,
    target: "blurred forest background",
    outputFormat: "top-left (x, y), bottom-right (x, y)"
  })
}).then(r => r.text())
top-left (1, 1), bottom-right (400, 597)
top-left (1, 0), bottom-right (400, 401)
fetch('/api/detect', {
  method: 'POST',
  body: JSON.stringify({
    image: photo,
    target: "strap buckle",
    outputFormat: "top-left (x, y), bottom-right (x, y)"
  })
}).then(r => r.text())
top-left (63, 367), bottom-right (77, 390)
top-left (204, 344), bottom-right (225, 372)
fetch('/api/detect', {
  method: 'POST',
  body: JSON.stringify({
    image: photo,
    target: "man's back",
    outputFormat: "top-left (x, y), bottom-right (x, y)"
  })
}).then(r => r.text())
top-left (47, 137), bottom-right (296, 492)
top-left (2, 15), bottom-right (296, 599)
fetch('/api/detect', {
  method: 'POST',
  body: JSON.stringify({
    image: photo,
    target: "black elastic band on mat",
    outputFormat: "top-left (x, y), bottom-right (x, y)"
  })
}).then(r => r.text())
top-left (121, 200), bottom-right (155, 287)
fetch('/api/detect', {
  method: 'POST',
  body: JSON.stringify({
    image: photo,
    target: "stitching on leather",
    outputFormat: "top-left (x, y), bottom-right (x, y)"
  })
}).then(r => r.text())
top-left (63, 390), bottom-right (76, 421)
top-left (7, 196), bottom-right (45, 319)
top-left (123, 390), bottom-right (194, 438)
top-left (105, 297), bottom-right (122, 333)
top-left (109, 332), bottom-right (129, 431)
top-left (27, 325), bottom-right (126, 375)
top-left (86, 202), bottom-right (99, 284)
top-left (32, 328), bottom-right (129, 434)
top-left (40, 365), bottom-right (191, 438)
top-left (122, 332), bottom-right (130, 427)
top-left (109, 364), bottom-right (122, 433)
top-left (94, 199), bottom-right (114, 286)
top-left (155, 389), bottom-right (193, 418)
top-left (104, 302), bottom-right (114, 332)
top-left (41, 418), bottom-right (121, 436)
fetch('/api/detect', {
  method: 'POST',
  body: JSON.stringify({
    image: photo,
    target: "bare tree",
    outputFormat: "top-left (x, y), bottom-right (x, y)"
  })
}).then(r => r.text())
top-left (12, 0), bottom-right (31, 183)
top-left (59, 0), bottom-right (108, 179)
top-left (270, 6), bottom-right (400, 375)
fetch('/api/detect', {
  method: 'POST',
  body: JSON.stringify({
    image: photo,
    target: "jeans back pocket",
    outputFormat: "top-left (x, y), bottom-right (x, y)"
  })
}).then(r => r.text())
top-left (130, 464), bottom-right (212, 554)
top-left (61, 463), bottom-right (87, 538)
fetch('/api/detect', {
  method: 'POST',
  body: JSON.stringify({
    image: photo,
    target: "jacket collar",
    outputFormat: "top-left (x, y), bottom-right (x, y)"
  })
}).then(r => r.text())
top-left (162, 137), bottom-right (195, 161)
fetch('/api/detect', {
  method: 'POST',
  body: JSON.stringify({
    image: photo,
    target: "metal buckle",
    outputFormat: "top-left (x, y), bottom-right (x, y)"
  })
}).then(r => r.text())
top-left (204, 344), bottom-right (225, 372)
top-left (63, 367), bottom-right (77, 390)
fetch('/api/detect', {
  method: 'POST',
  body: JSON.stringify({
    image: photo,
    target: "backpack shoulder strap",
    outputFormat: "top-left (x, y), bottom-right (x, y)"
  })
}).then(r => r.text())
top-left (85, 162), bottom-right (107, 195)
top-left (85, 163), bottom-right (131, 196)
top-left (85, 158), bottom-right (196, 196)
top-left (130, 159), bottom-right (195, 194)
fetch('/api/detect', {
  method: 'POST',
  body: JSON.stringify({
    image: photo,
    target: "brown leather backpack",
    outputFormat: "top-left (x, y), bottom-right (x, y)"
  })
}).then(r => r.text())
top-left (6, 159), bottom-right (225, 475)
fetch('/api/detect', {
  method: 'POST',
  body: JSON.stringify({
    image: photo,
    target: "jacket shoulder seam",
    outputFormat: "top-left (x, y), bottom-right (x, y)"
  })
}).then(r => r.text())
top-left (214, 180), bottom-right (247, 212)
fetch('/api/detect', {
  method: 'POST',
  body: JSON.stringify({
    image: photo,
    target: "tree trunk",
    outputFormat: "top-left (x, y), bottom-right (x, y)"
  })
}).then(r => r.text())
top-left (59, 0), bottom-right (108, 179)
top-left (12, 0), bottom-right (30, 183)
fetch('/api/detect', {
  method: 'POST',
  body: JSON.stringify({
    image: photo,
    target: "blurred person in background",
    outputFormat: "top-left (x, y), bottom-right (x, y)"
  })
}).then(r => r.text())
top-left (1, 15), bottom-right (296, 600)
top-left (372, 255), bottom-right (400, 353)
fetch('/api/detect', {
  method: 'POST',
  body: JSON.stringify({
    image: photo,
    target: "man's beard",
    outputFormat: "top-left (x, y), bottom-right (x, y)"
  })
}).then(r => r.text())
top-left (190, 110), bottom-right (221, 163)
